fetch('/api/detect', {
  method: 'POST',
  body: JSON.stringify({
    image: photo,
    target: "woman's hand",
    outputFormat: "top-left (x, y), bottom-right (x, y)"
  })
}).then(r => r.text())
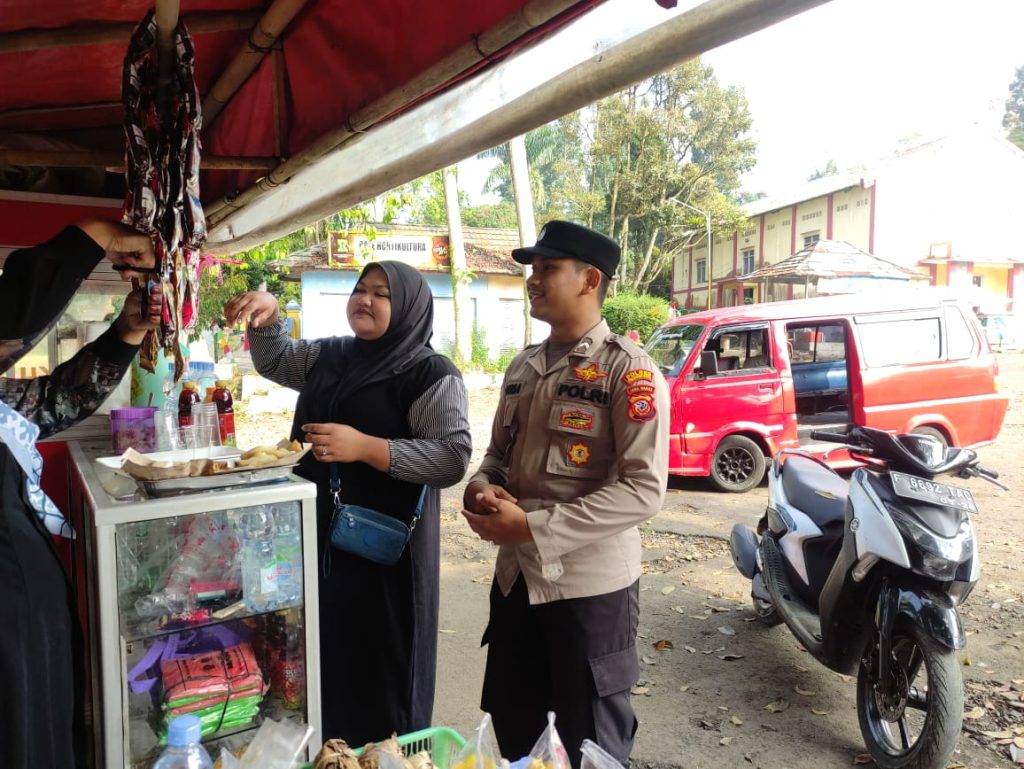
top-left (462, 481), bottom-right (518, 515)
top-left (224, 291), bottom-right (281, 328)
top-left (302, 422), bottom-right (391, 471)
top-left (114, 287), bottom-right (163, 345)
top-left (77, 218), bottom-right (156, 279)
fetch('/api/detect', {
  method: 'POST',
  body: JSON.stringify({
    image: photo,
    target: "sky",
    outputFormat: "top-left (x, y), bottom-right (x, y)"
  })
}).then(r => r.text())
top-left (459, 0), bottom-right (1024, 202)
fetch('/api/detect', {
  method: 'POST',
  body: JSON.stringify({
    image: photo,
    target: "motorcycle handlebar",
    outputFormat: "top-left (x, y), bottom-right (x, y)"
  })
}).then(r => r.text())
top-left (810, 430), bottom-right (852, 444)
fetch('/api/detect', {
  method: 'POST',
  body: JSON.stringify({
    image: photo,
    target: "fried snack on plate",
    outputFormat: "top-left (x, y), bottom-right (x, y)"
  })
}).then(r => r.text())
top-left (241, 444), bottom-right (279, 460)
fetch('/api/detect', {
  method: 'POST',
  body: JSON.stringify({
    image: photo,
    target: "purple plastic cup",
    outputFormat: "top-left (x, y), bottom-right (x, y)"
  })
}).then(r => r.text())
top-left (110, 406), bottom-right (158, 453)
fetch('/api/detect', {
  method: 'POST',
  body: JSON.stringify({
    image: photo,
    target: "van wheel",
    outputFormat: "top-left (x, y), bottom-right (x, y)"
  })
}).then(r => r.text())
top-left (911, 426), bottom-right (949, 450)
top-left (710, 436), bottom-right (766, 493)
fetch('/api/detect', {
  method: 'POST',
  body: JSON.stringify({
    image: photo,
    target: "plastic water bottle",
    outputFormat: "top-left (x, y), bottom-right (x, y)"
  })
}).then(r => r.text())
top-left (273, 505), bottom-right (304, 605)
top-left (241, 506), bottom-right (279, 612)
top-left (152, 715), bottom-right (213, 769)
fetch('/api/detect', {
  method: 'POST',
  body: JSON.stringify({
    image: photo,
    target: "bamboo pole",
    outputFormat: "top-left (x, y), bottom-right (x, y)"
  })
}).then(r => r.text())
top-left (271, 46), bottom-right (288, 158)
top-left (0, 101), bottom-right (121, 123)
top-left (0, 10), bottom-right (261, 54)
top-left (0, 149), bottom-right (277, 170)
top-left (202, 0), bottom-right (309, 130)
top-left (203, 0), bottom-right (582, 223)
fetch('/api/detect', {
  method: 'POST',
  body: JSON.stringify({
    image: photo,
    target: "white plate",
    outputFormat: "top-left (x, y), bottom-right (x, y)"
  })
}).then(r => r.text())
top-left (95, 445), bottom-right (242, 470)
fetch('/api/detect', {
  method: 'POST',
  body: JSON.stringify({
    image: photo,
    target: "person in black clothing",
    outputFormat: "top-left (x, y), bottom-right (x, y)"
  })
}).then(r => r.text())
top-left (0, 218), bottom-right (160, 769)
top-left (225, 263), bottom-right (471, 745)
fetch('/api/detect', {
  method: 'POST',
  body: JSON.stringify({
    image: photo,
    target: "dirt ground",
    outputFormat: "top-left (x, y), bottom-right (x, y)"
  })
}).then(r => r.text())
top-left (235, 352), bottom-right (1024, 769)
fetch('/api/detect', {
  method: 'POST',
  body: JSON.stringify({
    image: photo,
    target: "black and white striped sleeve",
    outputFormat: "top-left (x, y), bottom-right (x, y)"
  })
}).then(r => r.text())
top-left (389, 374), bottom-right (472, 488)
top-left (247, 319), bottom-right (323, 391)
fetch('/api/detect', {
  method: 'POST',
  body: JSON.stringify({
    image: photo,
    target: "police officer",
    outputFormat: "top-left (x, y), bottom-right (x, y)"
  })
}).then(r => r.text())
top-left (462, 220), bottom-right (669, 769)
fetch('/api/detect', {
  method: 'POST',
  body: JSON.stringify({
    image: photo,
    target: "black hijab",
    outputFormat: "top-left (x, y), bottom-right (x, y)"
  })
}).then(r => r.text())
top-left (290, 260), bottom-right (437, 442)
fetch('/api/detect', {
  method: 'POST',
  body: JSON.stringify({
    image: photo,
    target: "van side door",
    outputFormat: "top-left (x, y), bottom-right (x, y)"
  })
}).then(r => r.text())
top-left (681, 323), bottom-right (785, 457)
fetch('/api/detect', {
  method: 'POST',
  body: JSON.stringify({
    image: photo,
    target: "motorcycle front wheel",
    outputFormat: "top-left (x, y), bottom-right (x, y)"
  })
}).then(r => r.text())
top-left (856, 621), bottom-right (963, 769)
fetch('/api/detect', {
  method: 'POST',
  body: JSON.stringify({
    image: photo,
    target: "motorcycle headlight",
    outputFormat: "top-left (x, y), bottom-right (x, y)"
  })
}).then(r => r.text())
top-left (886, 504), bottom-right (973, 581)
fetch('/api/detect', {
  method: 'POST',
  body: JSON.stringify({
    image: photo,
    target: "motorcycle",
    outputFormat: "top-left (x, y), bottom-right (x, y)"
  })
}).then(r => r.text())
top-left (729, 426), bottom-right (1005, 769)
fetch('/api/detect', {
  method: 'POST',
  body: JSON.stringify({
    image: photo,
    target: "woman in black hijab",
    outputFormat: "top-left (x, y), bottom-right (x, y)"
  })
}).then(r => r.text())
top-left (226, 262), bottom-right (471, 744)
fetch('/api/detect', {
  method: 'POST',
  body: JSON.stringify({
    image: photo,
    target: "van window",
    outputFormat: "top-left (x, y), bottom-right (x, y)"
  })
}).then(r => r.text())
top-left (787, 323), bottom-right (846, 364)
top-left (944, 306), bottom-right (975, 360)
top-left (857, 317), bottom-right (941, 367)
top-left (646, 323), bottom-right (705, 377)
top-left (708, 326), bottom-right (771, 372)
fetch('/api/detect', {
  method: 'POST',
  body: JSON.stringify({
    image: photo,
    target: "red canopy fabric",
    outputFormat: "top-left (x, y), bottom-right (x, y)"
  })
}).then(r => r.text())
top-left (0, 0), bottom-right (557, 204)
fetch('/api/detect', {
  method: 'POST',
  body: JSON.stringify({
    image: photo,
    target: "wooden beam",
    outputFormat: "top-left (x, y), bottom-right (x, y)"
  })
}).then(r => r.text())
top-left (0, 10), bottom-right (261, 54)
top-left (202, 0), bottom-right (309, 129)
top-left (0, 149), bottom-right (278, 171)
top-left (0, 101), bottom-right (122, 123)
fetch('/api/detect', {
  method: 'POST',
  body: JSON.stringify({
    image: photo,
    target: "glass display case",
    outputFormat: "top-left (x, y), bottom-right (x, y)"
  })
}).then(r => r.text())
top-left (68, 441), bottom-right (322, 769)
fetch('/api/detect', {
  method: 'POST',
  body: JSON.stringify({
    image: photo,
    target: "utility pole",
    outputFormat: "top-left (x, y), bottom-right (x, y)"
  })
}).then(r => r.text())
top-left (508, 134), bottom-right (536, 346)
top-left (443, 165), bottom-right (472, 364)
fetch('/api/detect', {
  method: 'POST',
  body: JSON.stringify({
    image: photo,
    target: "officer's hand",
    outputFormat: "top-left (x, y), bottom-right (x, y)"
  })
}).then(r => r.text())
top-left (462, 481), bottom-right (517, 515)
top-left (461, 498), bottom-right (532, 546)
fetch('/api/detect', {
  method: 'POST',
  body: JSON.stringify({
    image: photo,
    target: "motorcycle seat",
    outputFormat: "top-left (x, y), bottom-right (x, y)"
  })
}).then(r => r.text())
top-left (781, 454), bottom-right (848, 528)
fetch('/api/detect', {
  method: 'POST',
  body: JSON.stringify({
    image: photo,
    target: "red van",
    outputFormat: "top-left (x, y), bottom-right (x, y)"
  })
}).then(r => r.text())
top-left (646, 291), bottom-right (1009, 491)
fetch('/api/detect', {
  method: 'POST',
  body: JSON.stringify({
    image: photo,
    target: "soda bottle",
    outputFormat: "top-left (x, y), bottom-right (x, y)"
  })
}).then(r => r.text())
top-left (177, 381), bottom-right (201, 428)
top-left (152, 715), bottom-right (214, 769)
top-left (212, 380), bottom-right (236, 448)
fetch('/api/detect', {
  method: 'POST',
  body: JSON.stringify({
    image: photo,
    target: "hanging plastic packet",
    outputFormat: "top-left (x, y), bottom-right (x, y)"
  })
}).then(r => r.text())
top-left (579, 740), bottom-right (625, 769)
top-left (452, 713), bottom-right (503, 769)
top-left (509, 712), bottom-right (570, 769)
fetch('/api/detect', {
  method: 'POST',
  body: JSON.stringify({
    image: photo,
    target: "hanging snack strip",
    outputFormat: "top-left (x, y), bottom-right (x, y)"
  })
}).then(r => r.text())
top-left (122, 8), bottom-right (206, 379)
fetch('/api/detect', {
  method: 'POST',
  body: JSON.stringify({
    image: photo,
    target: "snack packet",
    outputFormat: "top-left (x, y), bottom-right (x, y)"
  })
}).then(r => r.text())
top-left (520, 712), bottom-right (570, 769)
top-left (452, 713), bottom-right (502, 769)
top-left (579, 740), bottom-right (625, 769)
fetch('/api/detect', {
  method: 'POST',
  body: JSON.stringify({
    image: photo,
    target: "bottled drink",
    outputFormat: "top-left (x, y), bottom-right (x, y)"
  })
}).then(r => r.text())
top-left (177, 382), bottom-right (201, 428)
top-left (241, 507), bottom-right (280, 612)
top-left (212, 380), bottom-right (236, 448)
top-left (152, 715), bottom-right (214, 769)
top-left (273, 505), bottom-right (303, 605)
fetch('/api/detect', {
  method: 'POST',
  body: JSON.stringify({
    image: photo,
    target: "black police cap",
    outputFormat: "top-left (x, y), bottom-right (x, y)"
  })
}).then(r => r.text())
top-left (511, 220), bottom-right (620, 279)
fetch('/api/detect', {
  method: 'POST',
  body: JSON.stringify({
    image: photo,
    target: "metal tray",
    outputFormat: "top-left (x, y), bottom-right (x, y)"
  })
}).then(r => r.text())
top-left (140, 462), bottom-right (299, 497)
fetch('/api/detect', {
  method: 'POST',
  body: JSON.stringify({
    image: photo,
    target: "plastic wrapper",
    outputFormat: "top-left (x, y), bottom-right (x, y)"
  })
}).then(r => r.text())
top-left (233, 717), bottom-right (313, 769)
top-left (525, 712), bottom-right (570, 769)
top-left (161, 642), bottom-right (264, 706)
top-left (452, 713), bottom-right (502, 769)
top-left (578, 740), bottom-right (624, 769)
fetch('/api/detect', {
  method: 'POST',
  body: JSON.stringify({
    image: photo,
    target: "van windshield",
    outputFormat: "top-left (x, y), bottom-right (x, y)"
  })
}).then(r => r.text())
top-left (645, 323), bottom-right (705, 377)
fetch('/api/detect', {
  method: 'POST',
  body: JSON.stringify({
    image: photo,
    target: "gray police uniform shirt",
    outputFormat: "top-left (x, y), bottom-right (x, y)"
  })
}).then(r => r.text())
top-left (470, 319), bottom-right (670, 605)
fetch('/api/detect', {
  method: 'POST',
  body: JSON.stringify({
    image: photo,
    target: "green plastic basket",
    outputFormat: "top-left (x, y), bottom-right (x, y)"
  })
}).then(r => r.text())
top-left (304, 726), bottom-right (466, 769)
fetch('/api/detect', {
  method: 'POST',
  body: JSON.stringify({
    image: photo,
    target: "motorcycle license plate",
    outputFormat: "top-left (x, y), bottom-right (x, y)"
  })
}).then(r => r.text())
top-left (890, 471), bottom-right (977, 513)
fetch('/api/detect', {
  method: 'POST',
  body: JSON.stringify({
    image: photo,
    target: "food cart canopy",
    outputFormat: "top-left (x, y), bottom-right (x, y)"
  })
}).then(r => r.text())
top-left (1, 0), bottom-right (833, 253)
top-left (739, 239), bottom-right (929, 284)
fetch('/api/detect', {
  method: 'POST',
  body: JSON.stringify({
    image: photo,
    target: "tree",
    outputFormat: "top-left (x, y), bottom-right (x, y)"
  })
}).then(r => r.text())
top-left (543, 59), bottom-right (756, 294)
top-left (807, 159), bottom-right (838, 181)
top-left (1004, 65), bottom-right (1024, 151)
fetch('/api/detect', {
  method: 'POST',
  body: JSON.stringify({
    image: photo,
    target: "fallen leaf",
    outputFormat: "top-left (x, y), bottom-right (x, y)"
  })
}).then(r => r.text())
top-left (852, 753), bottom-right (873, 765)
top-left (684, 645), bottom-right (697, 654)
top-left (439, 629), bottom-right (456, 634)
top-left (661, 586), bottom-right (676, 595)
top-left (764, 699), bottom-right (789, 713)
top-left (794, 685), bottom-right (817, 696)
top-left (641, 655), bottom-right (656, 665)
top-left (719, 737), bottom-right (732, 746)
top-left (679, 685), bottom-right (690, 692)
top-left (1016, 736), bottom-right (1024, 749)
top-left (811, 708), bottom-right (830, 716)
top-left (1011, 743), bottom-right (1024, 764)
top-left (702, 646), bottom-right (726, 655)
top-left (794, 665), bottom-right (810, 673)
top-left (730, 715), bottom-right (743, 726)
top-left (964, 706), bottom-right (987, 719)
top-left (719, 652), bottom-right (745, 660)
top-left (631, 685), bottom-right (651, 696)
top-left (472, 575), bottom-right (491, 583)
top-left (718, 626), bottom-right (737, 636)
top-left (654, 639), bottom-right (674, 651)
top-left (672, 606), bottom-right (686, 614)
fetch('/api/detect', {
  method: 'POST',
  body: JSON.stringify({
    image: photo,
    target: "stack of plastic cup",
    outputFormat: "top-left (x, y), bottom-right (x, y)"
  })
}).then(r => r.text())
top-left (191, 403), bottom-right (222, 449)
top-left (110, 407), bottom-right (158, 453)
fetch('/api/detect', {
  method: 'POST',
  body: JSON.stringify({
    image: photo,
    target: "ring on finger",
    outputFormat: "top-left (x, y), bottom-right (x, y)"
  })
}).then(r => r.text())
top-left (319, 445), bottom-right (327, 457)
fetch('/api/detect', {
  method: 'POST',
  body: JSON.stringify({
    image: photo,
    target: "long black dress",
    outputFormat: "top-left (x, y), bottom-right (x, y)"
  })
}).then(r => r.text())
top-left (248, 266), bottom-right (470, 745)
top-left (0, 227), bottom-right (142, 769)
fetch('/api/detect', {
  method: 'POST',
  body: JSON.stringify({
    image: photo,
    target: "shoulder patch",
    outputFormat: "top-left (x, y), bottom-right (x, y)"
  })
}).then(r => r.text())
top-left (622, 367), bottom-right (658, 423)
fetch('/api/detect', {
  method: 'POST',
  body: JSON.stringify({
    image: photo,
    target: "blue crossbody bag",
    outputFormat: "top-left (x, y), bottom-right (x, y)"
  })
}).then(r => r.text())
top-left (325, 463), bottom-right (427, 569)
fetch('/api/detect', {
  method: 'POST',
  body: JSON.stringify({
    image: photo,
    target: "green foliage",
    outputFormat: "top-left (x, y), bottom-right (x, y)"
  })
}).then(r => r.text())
top-left (601, 292), bottom-right (670, 342)
top-left (461, 200), bottom-right (519, 229)
top-left (1004, 65), bottom-right (1024, 151)
top-left (470, 320), bottom-right (489, 368)
top-left (807, 159), bottom-right (839, 181)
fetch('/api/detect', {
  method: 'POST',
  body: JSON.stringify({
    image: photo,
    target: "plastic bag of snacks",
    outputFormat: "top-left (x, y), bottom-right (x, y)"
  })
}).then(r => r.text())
top-left (452, 713), bottom-right (502, 769)
top-left (579, 740), bottom-right (625, 769)
top-left (523, 713), bottom-right (570, 769)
